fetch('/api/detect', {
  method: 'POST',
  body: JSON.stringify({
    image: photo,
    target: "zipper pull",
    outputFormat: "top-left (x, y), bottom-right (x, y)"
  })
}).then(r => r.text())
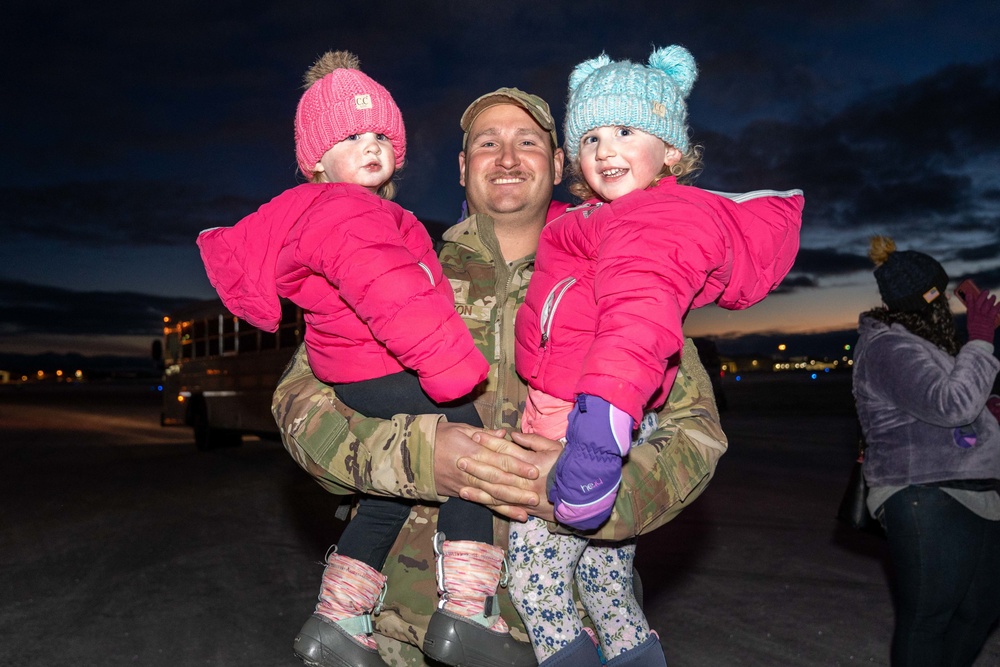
top-left (531, 336), bottom-right (547, 378)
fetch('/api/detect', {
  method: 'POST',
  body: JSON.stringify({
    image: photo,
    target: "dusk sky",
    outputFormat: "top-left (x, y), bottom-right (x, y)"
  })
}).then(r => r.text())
top-left (3, 1), bottom-right (999, 359)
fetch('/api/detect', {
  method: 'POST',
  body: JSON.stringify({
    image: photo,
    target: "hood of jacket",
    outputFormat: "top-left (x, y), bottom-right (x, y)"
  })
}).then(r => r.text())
top-left (197, 183), bottom-right (355, 332)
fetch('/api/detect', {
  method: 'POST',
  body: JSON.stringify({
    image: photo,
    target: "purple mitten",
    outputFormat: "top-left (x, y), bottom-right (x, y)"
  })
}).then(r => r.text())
top-left (549, 394), bottom-right (633, 530)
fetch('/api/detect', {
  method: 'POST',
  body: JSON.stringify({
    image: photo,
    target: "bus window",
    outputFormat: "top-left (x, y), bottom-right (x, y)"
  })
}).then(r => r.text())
top-left (180, 320), bottom-right (193, 359)
top-left (222, 315), bottom-right (237, 355)
top-left (193, 317), bottom-right (207, 341)
top-left (164, 330), bottom-right (181, 364)
top-left (238, 320), bottom-right (258, 354)
top-left (193, 317), bottom-right (207, 358)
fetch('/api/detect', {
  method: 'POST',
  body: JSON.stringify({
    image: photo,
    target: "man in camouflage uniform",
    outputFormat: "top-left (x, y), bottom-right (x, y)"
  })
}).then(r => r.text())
top-left (272, 88), bottom-right (728, 667)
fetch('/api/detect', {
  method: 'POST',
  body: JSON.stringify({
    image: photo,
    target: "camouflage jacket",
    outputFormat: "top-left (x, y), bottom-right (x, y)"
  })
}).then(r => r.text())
top-left (272, 213), bottom-right (729, 667)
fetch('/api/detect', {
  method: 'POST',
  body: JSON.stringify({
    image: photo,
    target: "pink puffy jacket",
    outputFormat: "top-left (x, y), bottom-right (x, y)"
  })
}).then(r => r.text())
top-left (515, 178), bottom-right (804, 422)
top-left (197, 182), bottom-right (488, 403)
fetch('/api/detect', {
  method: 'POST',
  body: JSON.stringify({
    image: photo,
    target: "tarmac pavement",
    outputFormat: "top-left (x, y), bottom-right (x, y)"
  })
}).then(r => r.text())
top-left (3, 376), bottom-right (1000, 666)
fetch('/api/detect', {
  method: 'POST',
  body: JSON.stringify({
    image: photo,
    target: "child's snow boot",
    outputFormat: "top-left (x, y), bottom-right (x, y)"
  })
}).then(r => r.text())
top-left (604, 634), bottom-right (667, 667)
top-left (422, 533), bottom-right (537, 667)
top-left (538, 631), bottom-right (603, 667)
top-left (292, 552), bottom-right (390, 667)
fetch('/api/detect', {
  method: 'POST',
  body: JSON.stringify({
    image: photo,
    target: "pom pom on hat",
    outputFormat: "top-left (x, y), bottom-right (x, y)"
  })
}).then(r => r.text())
top-left (568, 54), bottom-right (611, 92)
top-left (564, 45), bottom-right (698, 161)
top-left (869, 235), bottom-right (949, 312)
top-left (648, 46), bottom-right (697, 98)
top-left (294, 50), bottom-right (406, 178)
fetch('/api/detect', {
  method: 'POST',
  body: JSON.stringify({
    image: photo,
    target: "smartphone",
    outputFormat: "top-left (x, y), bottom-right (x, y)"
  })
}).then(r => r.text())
top-left (955, 278), bottom-right (980, 306)
top-left (956, 278), bottom-right (1000, 327)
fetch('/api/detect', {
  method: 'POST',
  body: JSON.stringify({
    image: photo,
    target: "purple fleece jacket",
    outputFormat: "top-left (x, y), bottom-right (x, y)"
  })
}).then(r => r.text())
top-left (853, 315), bottom-right (1000, 487)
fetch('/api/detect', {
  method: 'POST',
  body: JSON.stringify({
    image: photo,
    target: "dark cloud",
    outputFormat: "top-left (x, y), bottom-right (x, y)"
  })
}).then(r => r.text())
top-left (700, 59), bottom-right (1000, 243)
top-left (775, 249), bottom-right (869, 293)
top-left (790, 248), bottom-right (872, 277)
top-left (852, 172), bottom-right (971, 222)
top-left (772, 275), bottom-right (819, 294)
top-left (838, 62), bottom-right (1000, 156)
top-left (0, 279), bottom-right (199, 336)
top-left (9, 59), bottom-right (997, 249)
top-left (0, 183), bottom-right (259, 246)
top-left (955, 233), bottom-right (1000, 262)
top-left (966, 266), bottom-right (1000, 292)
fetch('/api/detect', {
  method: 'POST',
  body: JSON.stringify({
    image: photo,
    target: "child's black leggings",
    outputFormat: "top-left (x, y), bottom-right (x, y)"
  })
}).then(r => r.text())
top-left (332, 370), bottom-right (493, 570)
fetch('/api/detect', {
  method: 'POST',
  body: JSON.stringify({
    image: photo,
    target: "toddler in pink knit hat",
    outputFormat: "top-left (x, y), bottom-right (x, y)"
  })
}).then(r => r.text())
top-left (198, 52), bottom-right (521, 667)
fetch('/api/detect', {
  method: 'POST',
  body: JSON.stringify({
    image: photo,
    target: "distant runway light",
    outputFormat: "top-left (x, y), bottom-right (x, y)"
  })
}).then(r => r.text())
top-left (810, 373), bottom-right (817, 380)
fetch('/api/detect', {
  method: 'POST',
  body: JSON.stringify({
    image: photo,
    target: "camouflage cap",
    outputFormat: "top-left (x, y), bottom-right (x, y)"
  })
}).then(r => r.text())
top-left (460, 87), bottom-right (559, 150)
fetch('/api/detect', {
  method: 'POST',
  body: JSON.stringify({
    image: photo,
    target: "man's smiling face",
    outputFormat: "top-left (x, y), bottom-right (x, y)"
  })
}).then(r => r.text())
top-left (459, 103), bottom-right (563, 220)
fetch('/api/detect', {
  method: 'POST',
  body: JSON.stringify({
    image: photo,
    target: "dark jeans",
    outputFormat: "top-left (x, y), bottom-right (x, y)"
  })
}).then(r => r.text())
top-left (880, 485), bottom-right (1000, 666)
top-left (333, 370), bottom-right (493, 570)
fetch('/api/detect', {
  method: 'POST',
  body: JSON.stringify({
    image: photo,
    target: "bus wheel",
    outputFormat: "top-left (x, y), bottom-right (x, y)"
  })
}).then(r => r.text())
top-left (190, 398), bottom-right (242, 451)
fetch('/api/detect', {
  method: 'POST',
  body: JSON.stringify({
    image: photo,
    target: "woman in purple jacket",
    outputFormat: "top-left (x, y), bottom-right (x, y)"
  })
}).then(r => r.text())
top-left (853, 235), bottom-right (1000, 666)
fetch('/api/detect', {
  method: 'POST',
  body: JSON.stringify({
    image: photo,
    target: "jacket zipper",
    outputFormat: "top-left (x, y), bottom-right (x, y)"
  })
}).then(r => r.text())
top-left (531, 276), bottom-right (576, 378)
top-left (417, 261), bottom-right (435, 286)
top-left (565, 202), bottom-right (603, 214)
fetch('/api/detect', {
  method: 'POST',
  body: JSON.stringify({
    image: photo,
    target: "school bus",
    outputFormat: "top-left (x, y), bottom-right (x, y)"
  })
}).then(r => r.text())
top-left (158, 299), bottom-right (303, 450)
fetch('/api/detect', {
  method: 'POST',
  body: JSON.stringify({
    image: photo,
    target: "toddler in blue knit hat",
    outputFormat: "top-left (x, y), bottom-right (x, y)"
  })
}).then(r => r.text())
top-left (509, 46), bottom-right (804, 667)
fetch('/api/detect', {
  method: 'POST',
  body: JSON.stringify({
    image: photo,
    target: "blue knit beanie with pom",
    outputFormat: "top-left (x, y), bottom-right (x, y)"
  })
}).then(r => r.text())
top-left (564, 45), bottom-right (698, 161)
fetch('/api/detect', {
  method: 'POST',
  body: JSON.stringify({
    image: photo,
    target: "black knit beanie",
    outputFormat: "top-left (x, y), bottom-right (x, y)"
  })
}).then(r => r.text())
top-left (869, 236), bottom-right (949, 312)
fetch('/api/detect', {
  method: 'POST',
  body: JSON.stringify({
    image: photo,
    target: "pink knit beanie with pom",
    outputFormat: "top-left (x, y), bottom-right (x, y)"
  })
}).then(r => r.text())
top-left (294, 51), bottom-right (406, 178)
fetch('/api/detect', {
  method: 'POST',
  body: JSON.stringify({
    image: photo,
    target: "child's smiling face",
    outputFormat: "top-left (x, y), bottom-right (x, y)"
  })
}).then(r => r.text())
top-left (578, 126), bottom-right (681, 202)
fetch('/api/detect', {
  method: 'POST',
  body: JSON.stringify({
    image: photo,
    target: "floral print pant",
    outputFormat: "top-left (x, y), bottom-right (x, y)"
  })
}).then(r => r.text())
top-left (508, 516), bottom-right (651, 662)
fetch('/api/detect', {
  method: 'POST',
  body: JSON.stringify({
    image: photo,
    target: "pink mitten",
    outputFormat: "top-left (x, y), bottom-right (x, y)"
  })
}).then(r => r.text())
top-left (987, 396), bottom-right (1000, 424)
top-left (966, 289), bottom-right (1000, 343)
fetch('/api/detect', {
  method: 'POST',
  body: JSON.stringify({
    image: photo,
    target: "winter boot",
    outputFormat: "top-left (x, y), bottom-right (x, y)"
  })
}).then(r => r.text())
top-left (604, 634), bottom-right (667, 667)
top-left (292, 552), bottom-right (390, 667)
top-left (422, 533), bottom-right (537, 667)
top-left (538, 631), bottom-right (603, 667)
